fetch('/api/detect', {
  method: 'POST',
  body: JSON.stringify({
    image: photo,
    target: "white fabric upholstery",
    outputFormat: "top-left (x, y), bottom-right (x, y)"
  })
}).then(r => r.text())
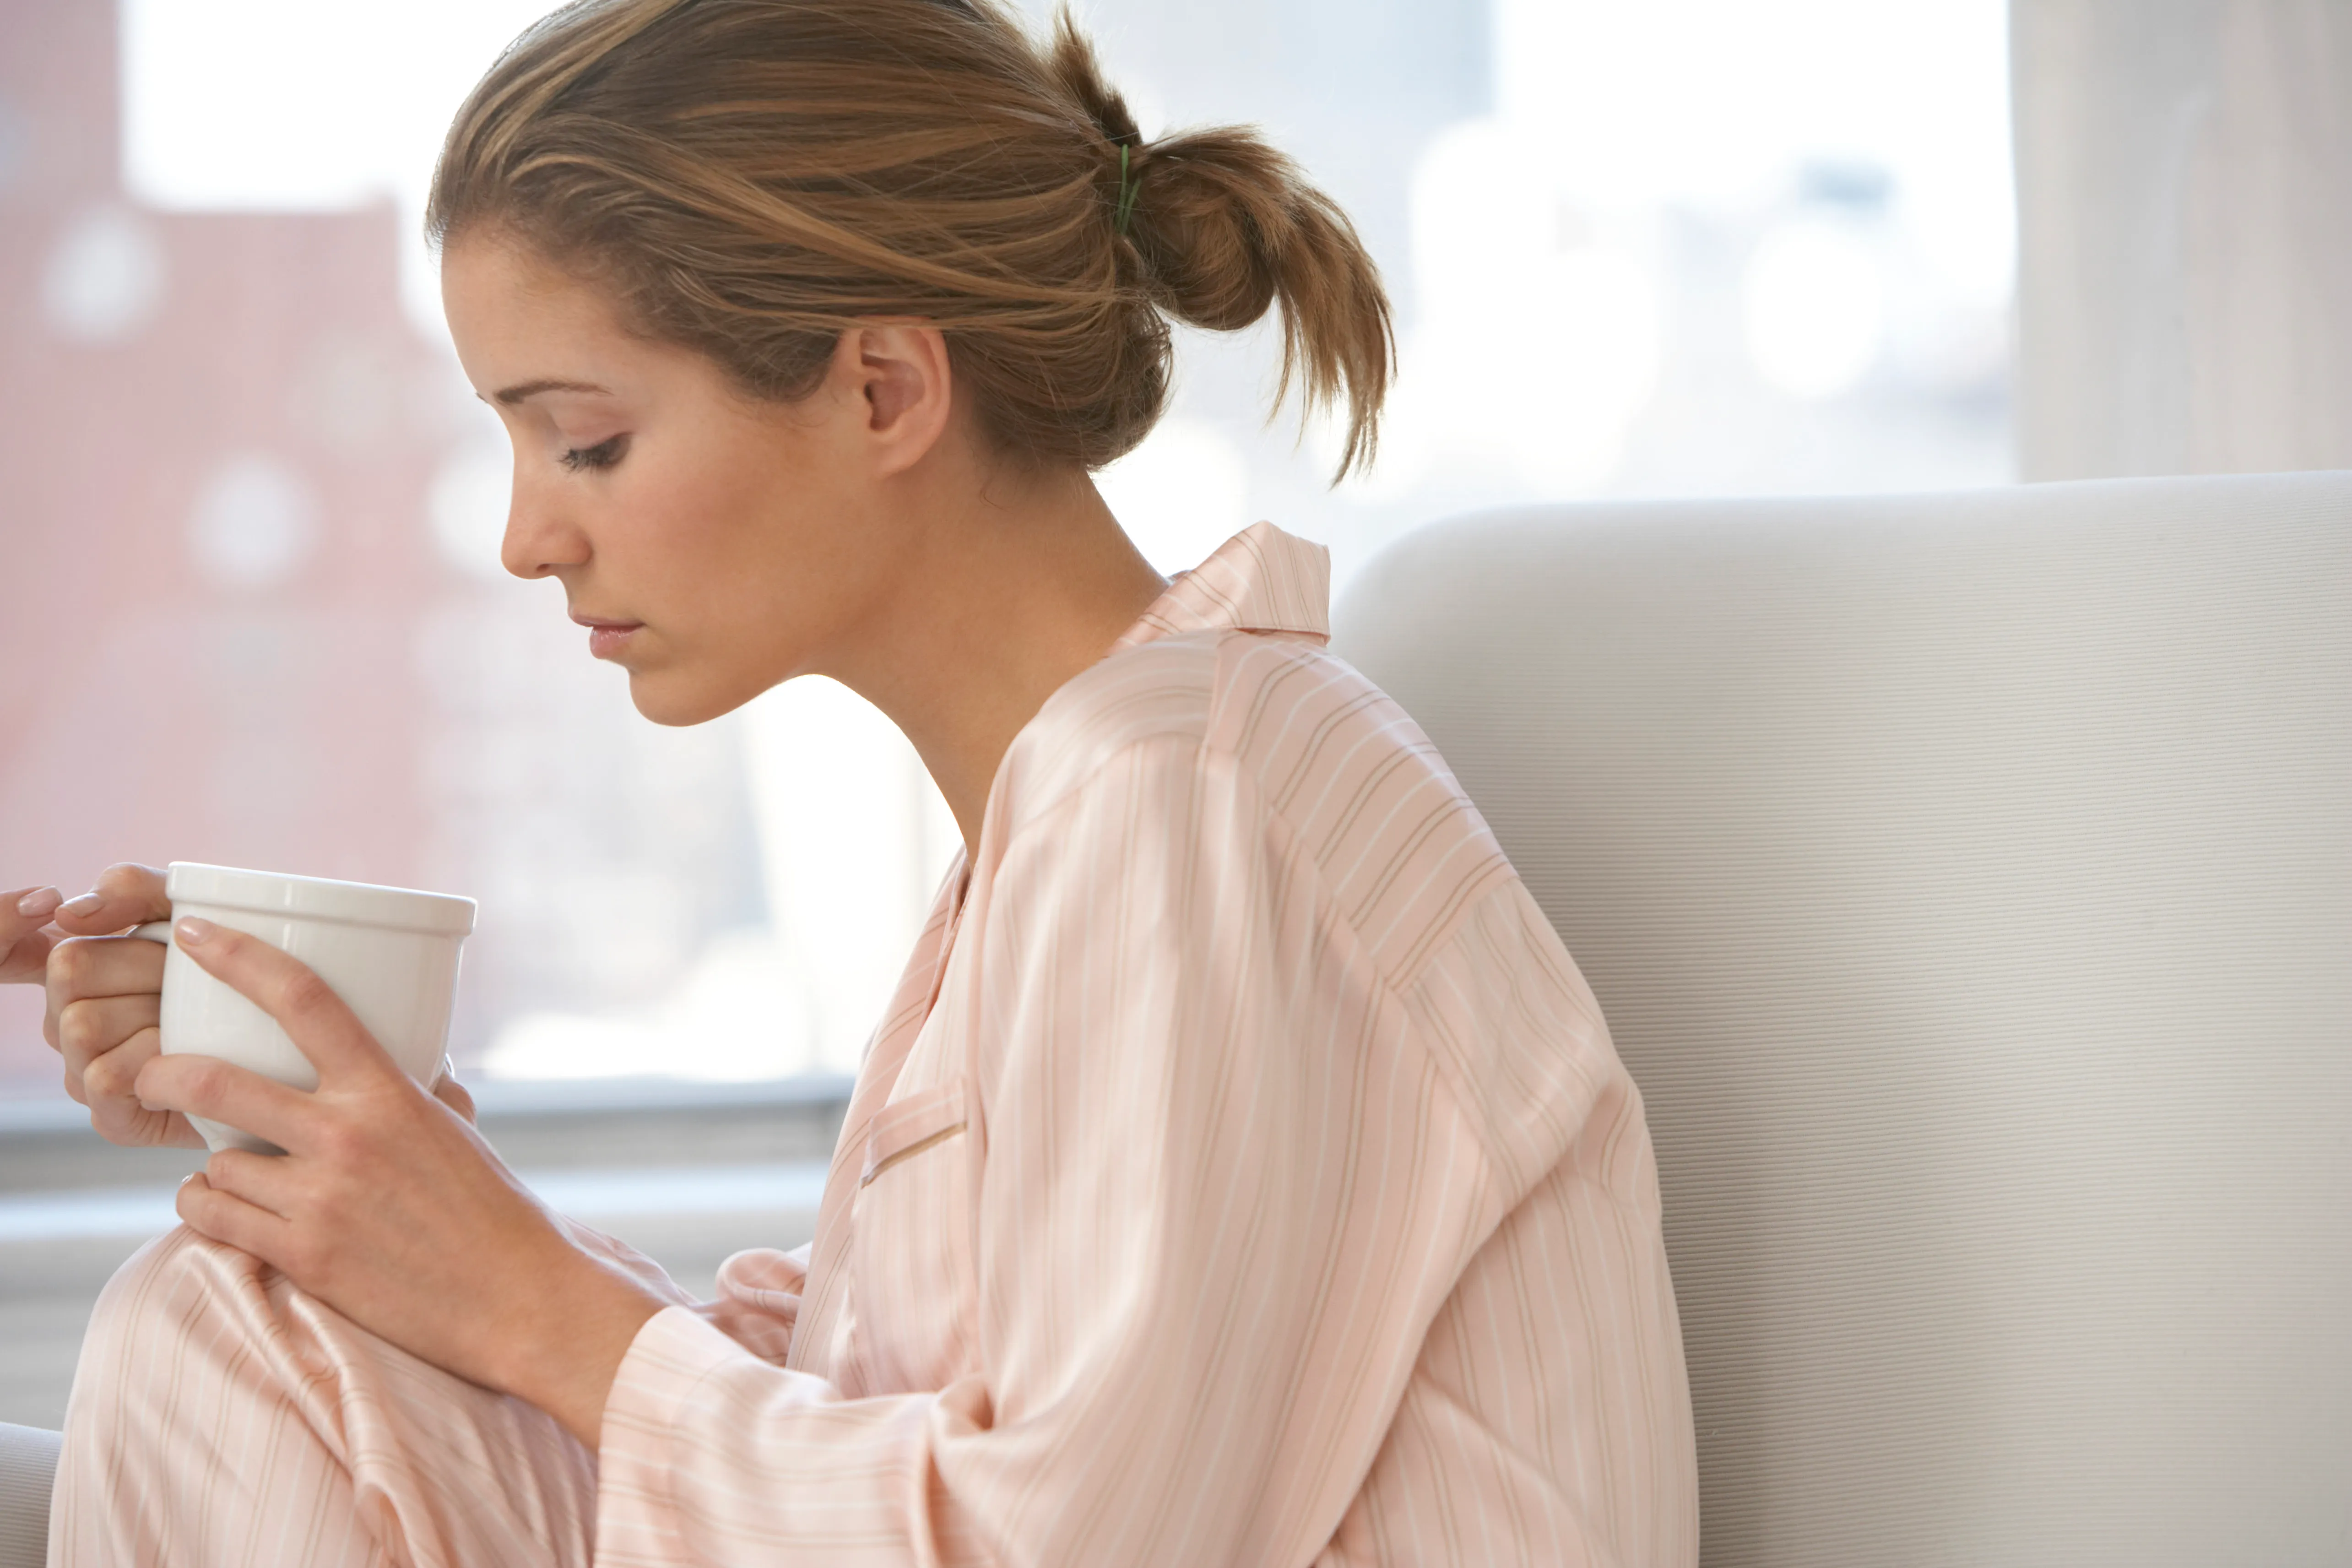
top-left (0, 1423), bottom-right (57, 1568)
top-left (1332, 472), bottom-right (2352, 1567)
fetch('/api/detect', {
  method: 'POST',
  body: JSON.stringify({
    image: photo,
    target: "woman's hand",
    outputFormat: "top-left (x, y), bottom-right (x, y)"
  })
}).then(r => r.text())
top-left (21, 863), bottom-right (474, 1148)
top-left (27, 864), bottom-right (201, 1147)
top-left (132, 916), bottom-right (667, 1446)
top-left (2, 884), bottom-right (67, 986)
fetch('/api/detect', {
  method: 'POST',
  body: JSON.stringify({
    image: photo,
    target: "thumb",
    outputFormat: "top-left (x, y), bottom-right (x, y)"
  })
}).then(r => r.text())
top-left (52, 863), bottom-right (170, 937)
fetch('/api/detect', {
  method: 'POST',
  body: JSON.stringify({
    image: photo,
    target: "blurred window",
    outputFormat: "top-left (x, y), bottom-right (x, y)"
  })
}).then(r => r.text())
top-left (1, 0), bottom-right (2010, 1098)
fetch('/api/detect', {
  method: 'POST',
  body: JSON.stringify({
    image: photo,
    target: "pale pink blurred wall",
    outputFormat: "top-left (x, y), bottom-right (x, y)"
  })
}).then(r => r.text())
top-left (0, 0), bottom-right (462, 1088)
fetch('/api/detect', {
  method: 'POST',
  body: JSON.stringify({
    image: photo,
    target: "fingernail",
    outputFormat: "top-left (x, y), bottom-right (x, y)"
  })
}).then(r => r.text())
top-left (175, 916), bottom-right (216, 946)
top-left (15, 888), bottom-right (60, 919)
top-left (60, 893), bottom-right (104, 918)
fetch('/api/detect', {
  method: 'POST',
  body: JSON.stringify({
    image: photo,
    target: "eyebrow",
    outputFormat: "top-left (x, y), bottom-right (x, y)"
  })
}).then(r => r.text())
top-left (491, 378), bottom-right (614, 405)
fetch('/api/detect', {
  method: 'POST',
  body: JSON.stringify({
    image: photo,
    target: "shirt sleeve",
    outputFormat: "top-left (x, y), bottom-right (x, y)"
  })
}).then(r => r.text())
top-left (592, 735), bottom-right (1505, 1567)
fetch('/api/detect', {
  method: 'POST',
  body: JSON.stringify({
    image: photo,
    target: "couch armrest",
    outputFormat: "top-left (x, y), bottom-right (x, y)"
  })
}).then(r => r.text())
top-left (0, 1422), bottom-right (58, 1568)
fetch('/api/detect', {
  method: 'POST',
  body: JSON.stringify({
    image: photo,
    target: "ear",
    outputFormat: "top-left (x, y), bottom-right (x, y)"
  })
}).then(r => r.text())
top-left (835, 321), bottom-right (954, 477)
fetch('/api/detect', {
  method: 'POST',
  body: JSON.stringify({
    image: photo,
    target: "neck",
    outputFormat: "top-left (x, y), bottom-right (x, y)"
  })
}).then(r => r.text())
top-left (820, 453), bottom-right (1166, 857)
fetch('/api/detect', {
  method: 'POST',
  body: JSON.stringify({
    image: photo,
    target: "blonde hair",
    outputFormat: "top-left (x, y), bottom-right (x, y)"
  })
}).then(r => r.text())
top-left (427, 0), bottom-right (1393, 478)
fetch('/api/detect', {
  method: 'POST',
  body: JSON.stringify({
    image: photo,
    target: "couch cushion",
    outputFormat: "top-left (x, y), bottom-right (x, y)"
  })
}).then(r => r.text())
top-left (1333, 472), bottom-right (2352, 1568)
top-left (0, 1422), bottom-right (57, 1568)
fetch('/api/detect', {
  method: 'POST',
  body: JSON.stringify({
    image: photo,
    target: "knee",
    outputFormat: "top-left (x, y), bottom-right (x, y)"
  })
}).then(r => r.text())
top-left (54, 1230), bottom-right (290, 1554)
top-left (88, 1224), bottom-right (217, 1322)
top-left (75, 1227), bottom-right (263, 1401)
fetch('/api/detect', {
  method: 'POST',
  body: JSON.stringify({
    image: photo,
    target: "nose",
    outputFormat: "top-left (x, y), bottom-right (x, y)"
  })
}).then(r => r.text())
top-left (500, 468), bottom-right (591, 581)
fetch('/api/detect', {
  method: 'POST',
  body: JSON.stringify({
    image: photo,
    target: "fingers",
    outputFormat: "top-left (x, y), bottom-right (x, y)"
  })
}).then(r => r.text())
top-left (169, 919), bottom-right (393, 1085)
top-left (83, 1084), bottom-right (207, 1150)
top-left (5, 886), bottom-right (61, 924)
top-left (44, 933), bottom-right (166, 1052)
top-left (6, 863), bottom-right (166, 984)
top-left (135, 1050), bottom-right (312, 1153)
top-left (50, 863), bottom-right (169, 937)
top-left (46, 937), bottom-right (184, 1149)
top-left (175, 1172), bottom-right (293, 1262)
top-left (66, 1001), bottom-right (203, 1147)
top-left (56, 993), bottom-right (160, 1082)
top-left (203, 1148), bottom-right (299, 1221)
top-left (0, 886), bottom-right (64, 986)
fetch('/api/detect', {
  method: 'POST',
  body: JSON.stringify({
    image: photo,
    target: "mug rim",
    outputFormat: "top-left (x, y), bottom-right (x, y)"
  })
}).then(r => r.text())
top-left (164, 862), bottom-right (477, 938)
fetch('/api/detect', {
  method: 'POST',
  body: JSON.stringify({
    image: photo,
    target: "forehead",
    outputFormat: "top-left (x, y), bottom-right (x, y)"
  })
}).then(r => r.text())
top-left (439, 236), bottom-right (813, 436)
top-left (440, 235), bottom-right (642, 385)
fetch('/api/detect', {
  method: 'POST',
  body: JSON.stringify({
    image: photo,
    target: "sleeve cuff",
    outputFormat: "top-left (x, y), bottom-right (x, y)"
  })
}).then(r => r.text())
top-left (594, 1306), bottom-right (756, 1564)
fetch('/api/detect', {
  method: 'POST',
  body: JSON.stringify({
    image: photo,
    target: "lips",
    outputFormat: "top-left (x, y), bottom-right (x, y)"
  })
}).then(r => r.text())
top-left (569, 613), bottom-right (644, 660)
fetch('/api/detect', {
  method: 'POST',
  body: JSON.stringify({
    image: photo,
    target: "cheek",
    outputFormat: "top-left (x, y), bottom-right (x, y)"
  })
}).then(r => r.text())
top-left (609, 449), bottom-right (774, 595)
top-left (607, 388), bottom-right (910, 698)
top-left (682, 433), bottom-right (871, 585)
top-left (619, 436), bottom-right (864, 662)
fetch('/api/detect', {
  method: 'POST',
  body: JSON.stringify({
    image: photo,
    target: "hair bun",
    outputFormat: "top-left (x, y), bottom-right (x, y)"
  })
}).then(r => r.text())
top-left (1122, 136), bottom-right (1289, 331)
top-left (1046, 17), bottom-right (1392, 474)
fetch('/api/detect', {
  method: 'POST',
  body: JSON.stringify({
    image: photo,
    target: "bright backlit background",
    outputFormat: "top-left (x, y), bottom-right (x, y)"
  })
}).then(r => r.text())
top-left (1, 0), bottom-right (2012, 1094)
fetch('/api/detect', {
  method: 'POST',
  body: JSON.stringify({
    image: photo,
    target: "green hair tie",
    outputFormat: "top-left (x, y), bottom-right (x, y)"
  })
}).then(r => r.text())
top-left (1114, 142), bottom-right (1141, 237)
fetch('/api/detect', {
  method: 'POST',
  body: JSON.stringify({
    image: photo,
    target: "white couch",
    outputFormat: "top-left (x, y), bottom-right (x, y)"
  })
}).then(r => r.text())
top-left (1331, 471), bottom-right (2352, 1567)
top-left (0, 1423), bottom-right (52, 1567)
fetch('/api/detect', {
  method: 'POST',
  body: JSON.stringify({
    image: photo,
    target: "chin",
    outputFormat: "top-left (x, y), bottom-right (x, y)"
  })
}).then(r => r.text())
top-left (626, 672), bottom-right (734, 728)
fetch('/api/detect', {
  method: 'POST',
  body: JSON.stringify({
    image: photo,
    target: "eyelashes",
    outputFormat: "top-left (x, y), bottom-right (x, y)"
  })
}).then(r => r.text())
top-left (559, 434), bottom-right (629, 472)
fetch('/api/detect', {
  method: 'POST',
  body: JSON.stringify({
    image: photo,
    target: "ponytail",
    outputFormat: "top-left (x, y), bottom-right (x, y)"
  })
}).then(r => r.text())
top-left (1044, 15), bottom-right (1392, 477)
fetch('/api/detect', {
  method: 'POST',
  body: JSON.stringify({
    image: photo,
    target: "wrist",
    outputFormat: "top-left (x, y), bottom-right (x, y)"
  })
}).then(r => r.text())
top-left (495, 1242), bottom-right (669, 1448)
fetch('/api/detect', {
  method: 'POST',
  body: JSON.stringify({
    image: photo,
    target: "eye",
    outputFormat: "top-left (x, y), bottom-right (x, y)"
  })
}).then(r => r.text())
top-left (559, 434), bottom-right (629, 473)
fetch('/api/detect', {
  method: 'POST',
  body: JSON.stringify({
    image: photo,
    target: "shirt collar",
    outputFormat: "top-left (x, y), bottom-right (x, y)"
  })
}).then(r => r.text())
top-left (1107, 521), bottom-right (1332, 656)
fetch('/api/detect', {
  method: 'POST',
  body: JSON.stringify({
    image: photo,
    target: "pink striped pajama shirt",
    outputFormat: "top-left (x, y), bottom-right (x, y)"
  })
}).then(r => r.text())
top-left (53, 523), bottom-right (1698, 1566)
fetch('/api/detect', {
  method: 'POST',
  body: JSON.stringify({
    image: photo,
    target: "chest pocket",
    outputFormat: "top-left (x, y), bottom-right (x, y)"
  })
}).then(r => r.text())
top-left (847, 1074), bottom-right (980, 1395)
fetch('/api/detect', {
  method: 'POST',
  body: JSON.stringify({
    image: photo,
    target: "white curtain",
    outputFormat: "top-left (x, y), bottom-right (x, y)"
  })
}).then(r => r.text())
top-left (2012, 0), bottom-right (2352, 478)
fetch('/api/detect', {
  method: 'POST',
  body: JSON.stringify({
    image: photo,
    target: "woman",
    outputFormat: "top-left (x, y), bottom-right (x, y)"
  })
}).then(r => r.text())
top-left (2, 0), bottom-right (1696, 1562)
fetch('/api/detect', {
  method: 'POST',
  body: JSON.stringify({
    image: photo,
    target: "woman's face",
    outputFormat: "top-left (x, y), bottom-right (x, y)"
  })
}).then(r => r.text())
top-left (440, 236), bottom-right (917, 726)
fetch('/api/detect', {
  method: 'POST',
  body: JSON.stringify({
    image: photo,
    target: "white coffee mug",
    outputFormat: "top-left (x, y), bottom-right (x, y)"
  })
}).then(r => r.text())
top-left (128, 862), bottom-right (477, 1154)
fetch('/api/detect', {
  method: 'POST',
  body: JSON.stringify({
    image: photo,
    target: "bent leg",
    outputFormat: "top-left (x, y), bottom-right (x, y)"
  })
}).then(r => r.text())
top-left (51, 1226), bottom-right (637, 1568)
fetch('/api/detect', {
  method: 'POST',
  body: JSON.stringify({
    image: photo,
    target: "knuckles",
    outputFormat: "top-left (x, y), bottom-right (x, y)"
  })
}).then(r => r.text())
top-left (47, 935), bottom-right (163, 1001)
top-left (96, 862), bottom-right (164, 903)
top-left (82, 1052), bottom-right (132, 1100)
top-left (173, 1057), bottom-right (232, 1110)
top-left (54, 999), bottom-right (98, 1058)
top-left (55, 1000), bottom-right (145, 1067)
top-left (47, 938), bottom-right (98, 991)
top-left (274, 966), bottom-right (338, 1020)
